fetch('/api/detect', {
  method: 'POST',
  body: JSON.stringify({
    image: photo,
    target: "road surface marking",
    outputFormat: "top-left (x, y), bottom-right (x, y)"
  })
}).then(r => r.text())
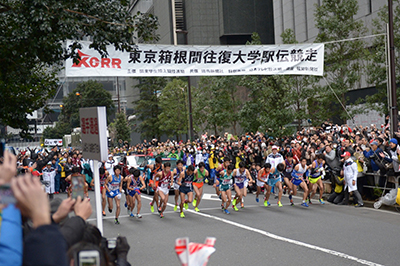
top-left (140, 195), bottom-right (384, 266)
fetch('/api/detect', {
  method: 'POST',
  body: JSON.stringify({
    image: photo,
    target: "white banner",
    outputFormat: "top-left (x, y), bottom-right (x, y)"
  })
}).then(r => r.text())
top-left (66, 41), bottom-right (324, 77)
top-left (44, 139), bottom-right (63, 146)
top-left (79, 107), bottom-right (108, 162)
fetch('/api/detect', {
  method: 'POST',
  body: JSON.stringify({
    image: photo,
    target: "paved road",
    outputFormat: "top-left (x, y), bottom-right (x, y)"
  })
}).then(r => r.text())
top-left (62, 185), bottom-right (400, 266)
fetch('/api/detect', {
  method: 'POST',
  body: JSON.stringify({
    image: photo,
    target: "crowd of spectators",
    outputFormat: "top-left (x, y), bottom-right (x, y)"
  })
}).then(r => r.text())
top-left (1, 121), bottom-right (400, 265)
top-left (113, 122), bottom-right (400, 201)
top-left (0, 149), bottom-right (132, 266)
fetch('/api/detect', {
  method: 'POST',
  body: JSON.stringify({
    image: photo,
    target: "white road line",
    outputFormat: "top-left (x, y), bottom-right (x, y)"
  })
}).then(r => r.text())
top-left (140, 195), bottom-right (384, 266)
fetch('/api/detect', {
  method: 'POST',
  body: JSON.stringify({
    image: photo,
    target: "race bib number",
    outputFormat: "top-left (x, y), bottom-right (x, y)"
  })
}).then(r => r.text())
top-left (184, 181), bottom-right (192, 187)
top-left (222, 179), bottom-right (230, 185)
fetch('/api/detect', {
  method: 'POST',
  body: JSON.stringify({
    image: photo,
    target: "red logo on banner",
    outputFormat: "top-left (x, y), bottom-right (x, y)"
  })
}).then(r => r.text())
top-left (72, 50), bottom-right (121, 69)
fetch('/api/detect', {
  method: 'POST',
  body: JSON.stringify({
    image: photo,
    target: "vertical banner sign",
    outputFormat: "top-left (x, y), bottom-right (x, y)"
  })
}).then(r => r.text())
top-left (79, 107), bottom-right (108, 161)
top-left (80, 106), bottom-right (107, 234)
top-left (66, 40), bottom-right (324, 77)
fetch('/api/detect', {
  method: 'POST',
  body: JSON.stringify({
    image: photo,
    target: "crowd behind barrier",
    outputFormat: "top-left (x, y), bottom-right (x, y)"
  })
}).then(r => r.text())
top-left (1, 122), bottom-right (400, 265)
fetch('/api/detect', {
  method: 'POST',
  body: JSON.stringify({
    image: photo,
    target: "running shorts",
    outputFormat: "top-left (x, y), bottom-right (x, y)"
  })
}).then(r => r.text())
top-left (106, 190), bottom-right (121, 199)
top-left (220, 184), bottom-right (230, 192)
top-left (257, 179), bottom-right (267, 187)
top-left (128, 188), bottom-right (141, 197)
top-left (193, 182), bottom-right (204, 189)
top-left (309, 176), bottom-right (321, 184)
top-left (291, 178), bottom-right (302, 186)
top-left (267, 177), bottom-right (281, 187)
top-left (157, 186), bottom-right (169, 195)
top-left (179, 185), bottom-right (193, 194)
top-left (244, 180), bottom-right (249, 188)
top-left (173, 183), bottom-right (180, 190)
top-left (234, 182), bottom-right (244, 189)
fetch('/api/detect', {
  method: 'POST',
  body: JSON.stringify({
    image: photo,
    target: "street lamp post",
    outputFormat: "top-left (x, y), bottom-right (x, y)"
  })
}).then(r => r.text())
top-left (176, 29), bottom-right (194, 141)
top-left (76, 92), bottom-right (83, 108)
top-left (388, 0), bottom-right (398, 136)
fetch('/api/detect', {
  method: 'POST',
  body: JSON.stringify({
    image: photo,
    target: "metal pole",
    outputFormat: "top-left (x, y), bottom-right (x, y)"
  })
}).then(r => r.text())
top-left (171, 0), bottom-right (178, 46)
top-left (117, 77), bottom-right (121, 113)
top-left (187, 77), bottom-right (194, 141)
top-left (93, 159), bottom-right (103, 234)
top-left (388, 0), bottom-right (398, 135)
top-left (184, 32), bottom-right (194, 141)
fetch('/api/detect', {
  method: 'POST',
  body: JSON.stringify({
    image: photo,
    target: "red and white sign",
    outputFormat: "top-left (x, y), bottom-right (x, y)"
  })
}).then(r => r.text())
top-left (66, 40), bottom-right (324, 77)
top-left (79, 107), bottom-right (108, 161)
top-left (175, 237), bottom-right (216, 266)
top-left (44, 139), bottom-right (63, 146)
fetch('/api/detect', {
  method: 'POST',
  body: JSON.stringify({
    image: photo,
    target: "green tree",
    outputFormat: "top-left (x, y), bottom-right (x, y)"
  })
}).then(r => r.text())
top-left (193, 76), bottom-right (242, 135)
top-left (133, 77), bottom-right (168, 140)
top-left (314, 0), bottom-right (367, 122)
top-left (239, 32), bottom-right (294, 136)
top-left (158, 79), bottom-right (188, 140)
top-left (0, 0), bottom-right (158, 137)
top-left (278, 29), bottom-right (317, 130)
top-left (109, 112), bottom-right (131, 145)
top-left (364, 1), bottom-right (400, 115)
top-left (43, 80), bottom-right (114, 139)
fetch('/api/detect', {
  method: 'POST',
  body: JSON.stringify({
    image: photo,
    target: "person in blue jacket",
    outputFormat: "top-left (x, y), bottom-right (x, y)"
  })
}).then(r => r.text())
top-left (363, 140), bottom-right (392, 188)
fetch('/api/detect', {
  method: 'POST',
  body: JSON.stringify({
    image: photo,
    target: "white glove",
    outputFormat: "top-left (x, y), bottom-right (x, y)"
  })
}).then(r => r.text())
top-left (109, 191), bottom-right (114, 197)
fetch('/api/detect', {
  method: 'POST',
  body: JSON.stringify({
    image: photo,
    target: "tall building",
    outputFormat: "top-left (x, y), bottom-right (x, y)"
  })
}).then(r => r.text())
top-left (272, 0), bottom-right (390, 126)
top-left (128, 0), bottom-right (276, 142)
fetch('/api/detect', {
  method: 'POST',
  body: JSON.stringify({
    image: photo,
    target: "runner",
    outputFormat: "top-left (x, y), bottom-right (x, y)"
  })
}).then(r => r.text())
top-left (256, 163), bottom-right (271, 205)
top-left (99, 168), bottom-right (109, 216)
top-left (283, 153), bottom-right (295, 205)
top-left (146, 156), bottom-right (163, 213)
top-left (216, 164), bottom-right (235, 214)
top-left (308, 154), bottom-right (325, 204)
top-left (192, 162), bottom-right (209, 212)
top-left (177, 165), bottom-right (195, 218)
top-left (172, 160), bottom-right (185, 211)
top-left (126, 168), bottom-right (145, 218)
top-left (214, 158), bottom-right (230, 207)
top-left (105, 165), bottom-right (123, 224)
top-left (290, 158), bottom-right (310, 207)
top-left (232, 162), bottom-right (253, 210)
top-left (264, 163), bottom-right (285, 207)
top-left (153, 162), bottom-right (174, 218)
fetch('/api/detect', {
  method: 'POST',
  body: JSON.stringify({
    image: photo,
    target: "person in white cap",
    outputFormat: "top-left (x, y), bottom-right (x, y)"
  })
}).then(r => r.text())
top-left (265, 145), bottom-right (284, 169)
top-left (339, 151), bottom-right (363, 207)
top-left (105, 154), bottom-right (115, 176)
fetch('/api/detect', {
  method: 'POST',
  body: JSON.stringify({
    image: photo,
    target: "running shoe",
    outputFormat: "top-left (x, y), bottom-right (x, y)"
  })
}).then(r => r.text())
top-left (160, 213), bottom-right (164, 218)
top-left (130, 212), bottom-right (135, 217)
top-left (180, 212), bottom-right (185, 218)
top-left (127, 208), bottom-right (131, 215)
top-left (301, 202), bottom-right (309, 207)
top-left (224, 209), bottom-right (230, 214)
top-left (158, 207), bottom-right (162, 214)
top-left (241, 202), bottom-right (244, 208)
top-left (306, 198), bottom-right (313, 204)
top-left (233, 205), bottom-right (239, 211)
top-left (256, 196), bottom-right (259, 203)
top-left (136, 213), bottom-right (142, 218)
top-left (115, 219), bottom-right (120, 224)
top-left (150, 202), bottom-right (154, 213)
top-left (319, 199), bottom-right (325, 205)
top-left (102, 211), bottom-right (106, 217)
top-left (124, 201), bottom-right (127, 208)
top-left (192, 199), bottom-right (197, 207)
top-left (195, 207), bottom-right (200, 212)
top-left (278, 201), bottom-right (283, 207)
top-left (232, 199), bottom-right (237, 206)
top-left (108, 208), bottom-right (112, 213)
top-left (290, 199), bottom-right (294, 206)
top-left (174, 205), bottom-right (178, 211)
top-left (221, 203), bottom-right (224, 209)
top-left (184, 202), bottom-right (189, 210)
top-left (354, 203), bottom-right (364, 208)
top-left (264, 200), bottom-right (271, 207)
